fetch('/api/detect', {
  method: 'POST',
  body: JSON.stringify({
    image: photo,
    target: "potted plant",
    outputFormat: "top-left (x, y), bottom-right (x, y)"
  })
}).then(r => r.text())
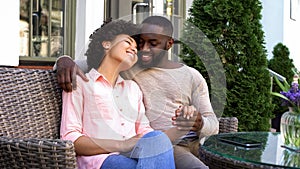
top-left (272, 74), bottom-right (300, 150)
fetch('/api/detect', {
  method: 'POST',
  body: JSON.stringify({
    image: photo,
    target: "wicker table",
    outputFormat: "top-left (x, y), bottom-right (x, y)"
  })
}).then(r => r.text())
top-left (199, 132), bottom-right (300, 169)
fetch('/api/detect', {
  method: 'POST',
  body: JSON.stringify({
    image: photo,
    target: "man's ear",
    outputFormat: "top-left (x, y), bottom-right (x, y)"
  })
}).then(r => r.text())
top-left (166, 38), bottom-right (174, 50)
top-left (102, 41), bottom-right (111, 50)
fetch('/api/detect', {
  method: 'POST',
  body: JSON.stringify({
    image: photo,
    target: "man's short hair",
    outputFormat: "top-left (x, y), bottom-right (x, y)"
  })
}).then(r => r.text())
top-left (142, 16), bottom-right (173, 37)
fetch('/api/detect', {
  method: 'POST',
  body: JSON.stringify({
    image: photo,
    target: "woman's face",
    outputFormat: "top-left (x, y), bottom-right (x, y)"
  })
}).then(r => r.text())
top-left (108, 34), bottom-right (138, 70)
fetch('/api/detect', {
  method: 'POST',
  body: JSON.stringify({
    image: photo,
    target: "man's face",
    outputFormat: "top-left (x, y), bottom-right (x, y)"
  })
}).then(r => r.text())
top-left (138, 23), bottom-right (173, 68)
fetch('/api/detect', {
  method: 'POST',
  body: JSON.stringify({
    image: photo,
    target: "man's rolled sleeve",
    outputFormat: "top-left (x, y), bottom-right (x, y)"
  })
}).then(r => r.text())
top-left (199, 112), bottom-right (219, 139)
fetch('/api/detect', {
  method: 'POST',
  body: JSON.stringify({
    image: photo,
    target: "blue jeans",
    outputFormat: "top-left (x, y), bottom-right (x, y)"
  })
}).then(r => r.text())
top-left (100, 130), bottom-right (175, 169)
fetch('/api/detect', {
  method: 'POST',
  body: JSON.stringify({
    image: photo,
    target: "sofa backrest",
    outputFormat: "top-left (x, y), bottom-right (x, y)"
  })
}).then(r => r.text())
top-left (0, 67), bottom-right (62, 139)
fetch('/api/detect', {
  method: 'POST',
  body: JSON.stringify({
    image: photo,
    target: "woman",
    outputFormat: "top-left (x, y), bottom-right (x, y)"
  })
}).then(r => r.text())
top-left (60, 20), bottom-right (175, 169)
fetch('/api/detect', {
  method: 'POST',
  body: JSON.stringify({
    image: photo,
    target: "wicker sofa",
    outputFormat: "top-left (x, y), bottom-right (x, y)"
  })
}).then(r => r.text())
top-left (0, 66), bottom-right (238, 168)
top-left (0, 66), bottom-right (77, 168)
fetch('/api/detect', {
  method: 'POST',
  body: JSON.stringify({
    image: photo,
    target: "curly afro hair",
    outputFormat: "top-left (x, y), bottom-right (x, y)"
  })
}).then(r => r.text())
top-left (85, 19), bottom-right (140, 71)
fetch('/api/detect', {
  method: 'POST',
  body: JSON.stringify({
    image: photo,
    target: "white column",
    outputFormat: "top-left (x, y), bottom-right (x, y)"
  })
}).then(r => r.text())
top-left (153, 0), bottom-right (164, 15)
top-left (0, 0), bottom-right (19, 66)
top-left (261, 0), bottom-right (300, 70)
top-left (283, 0), bottom-right (300, 70)
top-left (75, 0), bottom-right (104, 60)
top-left (185, 0), bottom-right (193, 18)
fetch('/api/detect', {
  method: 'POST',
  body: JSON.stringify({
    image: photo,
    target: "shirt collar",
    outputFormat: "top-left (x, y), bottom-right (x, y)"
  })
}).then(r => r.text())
top-left (88, 68), bottom-right (125, 85)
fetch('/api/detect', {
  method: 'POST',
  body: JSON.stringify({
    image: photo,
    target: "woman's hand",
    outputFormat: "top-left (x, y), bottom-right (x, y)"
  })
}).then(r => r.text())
top-left (175, 105), bottom-right (196, 120)
top-left (120, 134), bottom-right (143, 153)
top-left (172, 105), bottom-right (203, 132)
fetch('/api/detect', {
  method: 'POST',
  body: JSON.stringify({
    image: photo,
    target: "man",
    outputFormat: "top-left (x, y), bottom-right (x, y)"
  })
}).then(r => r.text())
top-left (56, 16), bottom-right (219, 169)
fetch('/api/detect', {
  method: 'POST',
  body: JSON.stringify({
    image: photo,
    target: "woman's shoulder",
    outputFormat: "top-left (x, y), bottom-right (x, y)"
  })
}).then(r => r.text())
top-left (124, 79), bottom-right (140, 88)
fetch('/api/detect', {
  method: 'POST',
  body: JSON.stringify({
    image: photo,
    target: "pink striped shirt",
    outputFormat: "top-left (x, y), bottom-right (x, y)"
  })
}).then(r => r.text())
top-left (60, 68), bottom-right (153, 169)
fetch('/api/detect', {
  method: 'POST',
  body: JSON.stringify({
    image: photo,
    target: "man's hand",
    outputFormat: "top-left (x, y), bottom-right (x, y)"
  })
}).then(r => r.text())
top-left (191, 113), bottom-right (204, 132)
top-left (56, 56), bottom-right (88, 92)
top-left (172, 105), bottom-right (203, 132)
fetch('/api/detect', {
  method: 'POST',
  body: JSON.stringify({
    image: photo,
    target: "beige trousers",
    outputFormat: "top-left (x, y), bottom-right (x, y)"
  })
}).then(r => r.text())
top-left (173, 139), bottom-right (208, 169)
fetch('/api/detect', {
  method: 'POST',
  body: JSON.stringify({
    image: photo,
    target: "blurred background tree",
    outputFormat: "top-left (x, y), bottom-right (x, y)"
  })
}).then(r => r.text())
top-left (268, 42), bottom-right (296, 131)
top-left (180, 0), bottom-right (274, 131)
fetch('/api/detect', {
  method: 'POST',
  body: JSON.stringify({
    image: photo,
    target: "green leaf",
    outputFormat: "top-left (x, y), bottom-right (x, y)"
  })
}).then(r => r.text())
top-left (271, 92), bottom-right (289, 101)
top-left (271, 92), bottom-right (297, 109)
top-left (274, 76), bottom-right (290, 92)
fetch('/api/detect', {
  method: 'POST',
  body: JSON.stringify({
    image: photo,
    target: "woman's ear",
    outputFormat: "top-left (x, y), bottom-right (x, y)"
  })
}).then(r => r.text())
top-left (102, 41), bottom-right (111, 50)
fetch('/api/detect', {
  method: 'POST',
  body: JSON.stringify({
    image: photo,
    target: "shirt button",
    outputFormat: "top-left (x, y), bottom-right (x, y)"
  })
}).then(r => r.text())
top-left (120, 108), bottom-right (123, 111)
top-left (121, 123), bottom-right (124, 126)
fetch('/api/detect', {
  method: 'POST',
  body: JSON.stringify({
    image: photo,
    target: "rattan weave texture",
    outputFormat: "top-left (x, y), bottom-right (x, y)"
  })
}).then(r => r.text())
top-left (0, 67), bottom-right (77, 169)
top-left (219, 117), bottom-right (238, 133)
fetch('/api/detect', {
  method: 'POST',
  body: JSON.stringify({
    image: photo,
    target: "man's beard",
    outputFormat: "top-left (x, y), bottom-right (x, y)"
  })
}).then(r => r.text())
top-left (138, 50), bottom-right (166, 68)
top-left (138, 45), bottom-right (168, 68)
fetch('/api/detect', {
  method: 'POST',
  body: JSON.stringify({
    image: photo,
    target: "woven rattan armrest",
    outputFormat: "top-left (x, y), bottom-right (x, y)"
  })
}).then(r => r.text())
top-left (0, 136), bottom-right (77, 168)
top-left (0, 67), bottom-right (78, 168)
top-left (218, 117), bottom-right (238, 133)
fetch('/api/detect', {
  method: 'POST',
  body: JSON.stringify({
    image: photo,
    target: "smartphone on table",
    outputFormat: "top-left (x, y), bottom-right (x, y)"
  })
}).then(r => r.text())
top-left (218, 135), bottom-right (262, 148)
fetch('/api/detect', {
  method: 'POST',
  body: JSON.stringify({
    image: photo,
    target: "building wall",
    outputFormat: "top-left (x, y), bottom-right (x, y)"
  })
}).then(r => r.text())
top-left (261, 0), bottom-right (284, 60)
top-left (282, 0), bottom-right (300, 70)
top-left (1, 0), bottom-right (298, 69)
top-left (186, 0), bottom-right (300, 70)
top-left (187, 0), bottom-right (300, 70)
top-left (0, 0), bottom-right (19, 66)
top-left (75, 0), bottom-right (104, 60)
top-left (261, 0), bottom-right (300, 70)
top-left (185, 0), bottom-right (193, 17)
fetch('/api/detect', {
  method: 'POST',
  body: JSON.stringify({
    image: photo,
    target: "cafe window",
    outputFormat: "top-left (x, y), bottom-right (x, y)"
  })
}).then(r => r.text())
top-left (19, 0), bottom-right (75, 65)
